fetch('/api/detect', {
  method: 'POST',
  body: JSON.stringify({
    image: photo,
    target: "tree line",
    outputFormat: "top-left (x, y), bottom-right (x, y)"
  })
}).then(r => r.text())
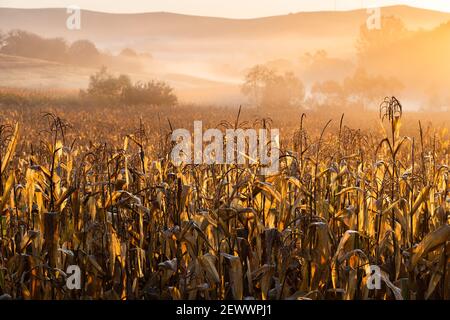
top-left (0, 29), bottom-right (151, 69)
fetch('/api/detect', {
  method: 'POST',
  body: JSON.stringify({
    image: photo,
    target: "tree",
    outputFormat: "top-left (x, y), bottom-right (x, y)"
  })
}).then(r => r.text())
top-left (0, 30), bottom-right (67, 62)
top-left (343, 68), bottom-right (403, 108)
top-left (311, 80), bottom-right (345, 105)
top-left (119, 48), bottom-right (138, 57)
top-left (68, 40), bottom-right (100, 66)
top-left (242, 65), bottom-right (275, 109)
top-left (303, 50), bottom-right (328, 65)
top-left (242, 65), bottom-right (304, 109)
top-left (311, 69), bottom-right (403, 110)
top-left (357, 16), bottom-right (409, 58)
top-left (263, 72), bottom-right (305, 108)
top-left (42, 37), bottom-right (68, 62)
top-left (85, 67), bottom-right (132, 102)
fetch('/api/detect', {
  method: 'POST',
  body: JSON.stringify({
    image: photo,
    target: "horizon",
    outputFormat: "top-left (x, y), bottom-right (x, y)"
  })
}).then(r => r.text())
top-left (1, 1), bottom-right (450, 18)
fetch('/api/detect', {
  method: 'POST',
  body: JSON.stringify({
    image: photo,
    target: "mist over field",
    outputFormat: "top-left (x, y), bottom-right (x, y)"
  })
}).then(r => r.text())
top-left (1, 5), bottom-right (450, 109)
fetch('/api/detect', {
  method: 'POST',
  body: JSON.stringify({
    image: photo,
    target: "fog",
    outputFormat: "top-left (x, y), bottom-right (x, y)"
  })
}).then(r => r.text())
top-left (1, 6), bottom-right (450, 110)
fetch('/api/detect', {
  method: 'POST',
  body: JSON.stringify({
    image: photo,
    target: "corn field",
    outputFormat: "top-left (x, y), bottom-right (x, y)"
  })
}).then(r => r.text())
top-left (0, 97), bottom-right (448, 300)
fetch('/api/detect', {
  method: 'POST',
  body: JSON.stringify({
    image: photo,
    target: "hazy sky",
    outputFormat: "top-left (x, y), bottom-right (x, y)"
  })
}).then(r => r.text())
top-left (1, 0), bottom-right (450, 18)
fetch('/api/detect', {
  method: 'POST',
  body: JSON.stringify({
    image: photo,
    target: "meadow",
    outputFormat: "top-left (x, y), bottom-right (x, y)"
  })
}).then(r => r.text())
top-left (0, 91), bottom-right (448, 300)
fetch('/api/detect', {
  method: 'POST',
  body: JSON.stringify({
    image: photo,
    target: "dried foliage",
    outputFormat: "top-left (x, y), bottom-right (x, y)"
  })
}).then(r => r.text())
top-left (0, 96), bottom-right (448, 300)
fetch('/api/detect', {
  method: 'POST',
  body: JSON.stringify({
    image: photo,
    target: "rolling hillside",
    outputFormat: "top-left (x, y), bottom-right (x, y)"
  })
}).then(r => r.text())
top-left (1, 5), bottom-right (450, 106)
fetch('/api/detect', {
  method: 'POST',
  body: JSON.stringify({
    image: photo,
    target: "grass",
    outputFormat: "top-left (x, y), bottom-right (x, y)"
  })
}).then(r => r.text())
top-left (0, 92), bottom-right (448, 300)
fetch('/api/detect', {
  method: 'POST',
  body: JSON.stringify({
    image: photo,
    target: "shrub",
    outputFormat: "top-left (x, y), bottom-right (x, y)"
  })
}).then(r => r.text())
top-left (82, 68), bottom-right (177, 106)
top-left (123, 80), bottom-right (177, 106)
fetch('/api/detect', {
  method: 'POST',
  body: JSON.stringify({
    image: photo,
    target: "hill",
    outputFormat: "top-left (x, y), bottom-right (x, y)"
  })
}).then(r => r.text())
top-left (0, 54), bottom-right (240, 104)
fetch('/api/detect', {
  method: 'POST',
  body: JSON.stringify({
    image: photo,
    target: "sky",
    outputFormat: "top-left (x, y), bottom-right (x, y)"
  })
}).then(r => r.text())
top-left (1, 0), bottom-right (450, 18)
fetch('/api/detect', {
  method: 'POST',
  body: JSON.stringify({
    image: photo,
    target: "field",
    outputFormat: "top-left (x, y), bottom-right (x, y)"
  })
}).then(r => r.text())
top-left (0, 93), bottom-right (448, 300)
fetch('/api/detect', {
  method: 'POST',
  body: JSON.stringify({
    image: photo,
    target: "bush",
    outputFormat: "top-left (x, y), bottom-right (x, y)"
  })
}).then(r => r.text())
top-left (82, 68), bottom-right (177, 106)
top-left (82, 67), bottom-right (131, 104)
top-left (123, 81), bottom-right (177, 107)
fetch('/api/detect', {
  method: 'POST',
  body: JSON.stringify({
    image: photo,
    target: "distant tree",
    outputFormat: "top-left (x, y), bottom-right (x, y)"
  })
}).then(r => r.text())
top-left (311, 80), bottom-right (346, 105)
top-left (343, 68), bottom-right (404, 108)
top-left (68, 40), bottom-right (100, 66)
top-left (242, 65), bottom-right (304, 109)
top-left (119, 48), bottom-right (138, 57)
top-left (356, 16), bottom-right (409, 58)
top-left (263, 72), bottom-right (305, 108)
top-left (311, 69), bottom-right (403, 110)
top-left (303, 50), bottom-right (328, 65)
top-left (242, 65), bottom-right (275, 108)
top-left (0, 30), bottom-right (67, 62)
top-left (43, 37), bottom-right (68, 62)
